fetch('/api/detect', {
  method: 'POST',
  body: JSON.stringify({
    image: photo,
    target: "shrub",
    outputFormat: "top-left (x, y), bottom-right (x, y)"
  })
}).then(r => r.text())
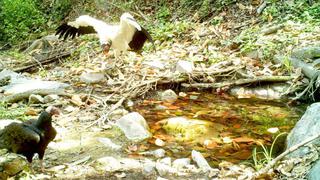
top-left (0, 0), bottom-right (46, 43)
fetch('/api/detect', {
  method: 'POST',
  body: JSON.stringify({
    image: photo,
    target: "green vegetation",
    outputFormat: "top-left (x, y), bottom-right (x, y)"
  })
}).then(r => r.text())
top-left (0, 0), bottom-right (46, 43)
top-left (0, 102), bottom-right (28, 120)
top-left (252, 132), bottom-right (287, 170)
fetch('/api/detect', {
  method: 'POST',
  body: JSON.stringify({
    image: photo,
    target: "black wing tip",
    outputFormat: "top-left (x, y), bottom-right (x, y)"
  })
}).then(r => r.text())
top-left (141, 27), bottom-right (156, 52)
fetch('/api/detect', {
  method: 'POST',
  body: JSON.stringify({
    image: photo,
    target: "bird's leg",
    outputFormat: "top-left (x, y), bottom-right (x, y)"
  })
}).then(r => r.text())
top-left (40, 159), bottom-right (45, 172)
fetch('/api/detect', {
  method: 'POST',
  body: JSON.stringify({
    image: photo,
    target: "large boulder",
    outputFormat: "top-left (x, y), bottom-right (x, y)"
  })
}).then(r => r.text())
top-left (286, 103), bottom-right (320, 157)
top-left (286, 103), bottom-right (320, 180)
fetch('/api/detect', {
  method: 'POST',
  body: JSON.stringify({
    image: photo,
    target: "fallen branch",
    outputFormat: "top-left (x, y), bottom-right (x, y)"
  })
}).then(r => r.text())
top-left (252, 133), bottom-right (320, 178)
top-left (257, 1), bottom-right (267, 15)
top-left (181, 76), bottom-right (293, 89)
top-left (13, 51), bottom-right (71, 72)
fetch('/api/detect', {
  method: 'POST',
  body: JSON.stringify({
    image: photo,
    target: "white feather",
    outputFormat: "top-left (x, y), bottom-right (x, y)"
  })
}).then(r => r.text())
top-left (65, 13), bottom-right (142, 53)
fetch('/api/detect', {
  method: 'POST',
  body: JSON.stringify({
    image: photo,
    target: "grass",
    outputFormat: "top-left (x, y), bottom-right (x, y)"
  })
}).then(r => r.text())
top-left (252, 132), bottom-right (287, 170)
top-left (0, 102), bottom-right (29, 121)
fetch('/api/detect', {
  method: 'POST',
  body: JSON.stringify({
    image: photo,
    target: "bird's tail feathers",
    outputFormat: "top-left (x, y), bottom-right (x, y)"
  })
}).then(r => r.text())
top-left (141, 27), bottom-right (156, 52)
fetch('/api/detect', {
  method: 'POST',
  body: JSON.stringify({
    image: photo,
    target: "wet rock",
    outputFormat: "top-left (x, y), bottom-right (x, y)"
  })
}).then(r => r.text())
top-left (175, 60), bottom-right (194, 73)
top-left (191, 150), bottom-right (211, 172)
top-left (162, 117), bottom-right (223, 142)
top-left (309, 160), bottom-right (320, 180)
top-left (97, 137), bottom-right (121, 150)
top-left (0, 152), bottom-right (28, 178)
top-left (28, 94), bottom-right (44, 104)
top-left (286, 103), bottom-right (320, 157)
top-left (160, 89), bottom-right (178, 102)
top-left (0, 120), bottom-right (21, 130)
top-left (172, 158), bottom-right (191, 169)
top-left (116, 112), bottom-right (151, 142)
top-left (97, 156), bottom-right (121, 172)
top-left (80, 72), bottom-right (106, 84)
top-left (43, 94), bottom-right (59, 103)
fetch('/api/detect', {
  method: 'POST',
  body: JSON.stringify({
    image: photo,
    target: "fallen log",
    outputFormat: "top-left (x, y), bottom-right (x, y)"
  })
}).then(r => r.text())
top-left (181, 75), bottom-right (293, 89)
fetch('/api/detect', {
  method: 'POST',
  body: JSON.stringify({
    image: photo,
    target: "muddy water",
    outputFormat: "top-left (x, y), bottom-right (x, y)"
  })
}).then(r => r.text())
top-left (133, 92), bottom-right (305, 166)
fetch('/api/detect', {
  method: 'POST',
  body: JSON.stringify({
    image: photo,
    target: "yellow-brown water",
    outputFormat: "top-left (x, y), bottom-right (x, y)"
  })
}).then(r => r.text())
top-left (133, 92), bottom-right (305, 166)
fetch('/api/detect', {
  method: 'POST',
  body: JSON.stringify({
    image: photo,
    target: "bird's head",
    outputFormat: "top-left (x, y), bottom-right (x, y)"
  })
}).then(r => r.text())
top-left (45, 106), bottom-right (61, 117)
top-left (102, 40), bottom-right (112, 55)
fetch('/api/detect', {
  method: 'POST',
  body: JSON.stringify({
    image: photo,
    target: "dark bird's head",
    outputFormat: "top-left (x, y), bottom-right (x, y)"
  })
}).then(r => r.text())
top-left (35, 106), bottom-right (60, 129)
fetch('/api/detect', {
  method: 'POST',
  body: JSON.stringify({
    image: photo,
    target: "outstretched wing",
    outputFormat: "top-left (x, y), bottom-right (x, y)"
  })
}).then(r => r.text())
top-left (56, 23), bottom-right (96, 40)
top-left (55, 15), bottom-right (113, 42)
top-left (128, 26), bottom-right (156, 52)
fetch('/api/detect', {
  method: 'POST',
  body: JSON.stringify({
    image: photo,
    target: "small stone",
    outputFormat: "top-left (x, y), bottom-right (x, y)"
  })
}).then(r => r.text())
top-left (155, 138), bottom-right (165, 147)
top-left (175, 60), bottom-right (194, 73)
top-left (172, 158), bottom-right (191, 169)
top-left (28, 94), bottom-right (44, 104)
top-left (120, 158), bottom-right (142, 170)
top-left (43, 94), bottom-right (59, 103)
top-left (80, 72), bottom-right (106, 84)
top-left (267, 127), bottom-right (279, 134)
top-left (178, 92), bottom-right (187, 97)
top-left (156, 161), bottom-right (173, 176)
top-left (160, 157), bottom-right (171, 166)
top-left (160, 89), bottom-right (178, 102)
top-left (97, 156), bottom-right (121, 172)
top-left (191, 150), bottom-right (211, 172)
top-left (157, 177), bottom-right (168, 180)
top-left (116, 112), bottom-right (151, 142)
top-left (97, 137), bottom-right (121, 150)
top-left (153, 149), bottom-right (166, 158)
top-left (143, 160), bottom-right (156, 175)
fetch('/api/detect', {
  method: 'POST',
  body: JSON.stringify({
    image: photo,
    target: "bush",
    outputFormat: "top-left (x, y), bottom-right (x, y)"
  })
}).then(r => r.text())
top-left (0, 0), bottom-right (46, 43)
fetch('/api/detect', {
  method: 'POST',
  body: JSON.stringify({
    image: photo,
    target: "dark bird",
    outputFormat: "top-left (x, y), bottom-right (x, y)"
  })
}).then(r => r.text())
top-left (55, 12), bottom-right (155, 58)
top-left (0, 106), bottom-right (60, 171)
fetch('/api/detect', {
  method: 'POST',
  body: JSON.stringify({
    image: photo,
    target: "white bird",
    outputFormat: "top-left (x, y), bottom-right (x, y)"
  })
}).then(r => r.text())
top-left (55, 12), bottom-right (155, 58)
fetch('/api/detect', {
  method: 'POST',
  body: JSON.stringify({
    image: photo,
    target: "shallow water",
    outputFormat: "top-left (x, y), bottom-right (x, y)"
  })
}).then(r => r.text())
top-left (133, 92), bottom-right (305, 166)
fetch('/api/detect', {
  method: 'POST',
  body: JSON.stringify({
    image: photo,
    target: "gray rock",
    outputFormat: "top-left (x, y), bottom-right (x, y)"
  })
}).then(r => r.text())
top-left (28, 94), bottom-right (44, 104)
top-left (140, 148), bottom-right (166, 158)
top-left (116, 112), bottom-right (151, 142)
top-left (191, 150), bottom-right (211, 172)
top-left (175, 60), bottom-right (194, 73)
top-left (308, 160), bottom-right (320, 180)
top-left (97, 137), bottom-right (121, 150)
top-left (155, 161), bottom-right (175, 176)
top-left (97, 156), bottom-right (121, 172)
top-left (2, 78), bottom-right (69, 95)
top-left (43, 94), bottom-right (59, 103)
top-left (160, 89), bottom-right (178, 102)
top-left (120, 158), bottom-right (142, 170)
top-left (0, 152), bottom-right (28, 178)
top-left (172, 158), bottom-right (191, 169)
top-left (160, 157), bottom-right (171, 166)
top-left (0, 120), bottom-right (21, 130)
top-left (286, 103), bottom-right (320, 157)
top-left (143, 160), bottom-right (156, 175)
top-left (80, 72), bottom-right (105, 84)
